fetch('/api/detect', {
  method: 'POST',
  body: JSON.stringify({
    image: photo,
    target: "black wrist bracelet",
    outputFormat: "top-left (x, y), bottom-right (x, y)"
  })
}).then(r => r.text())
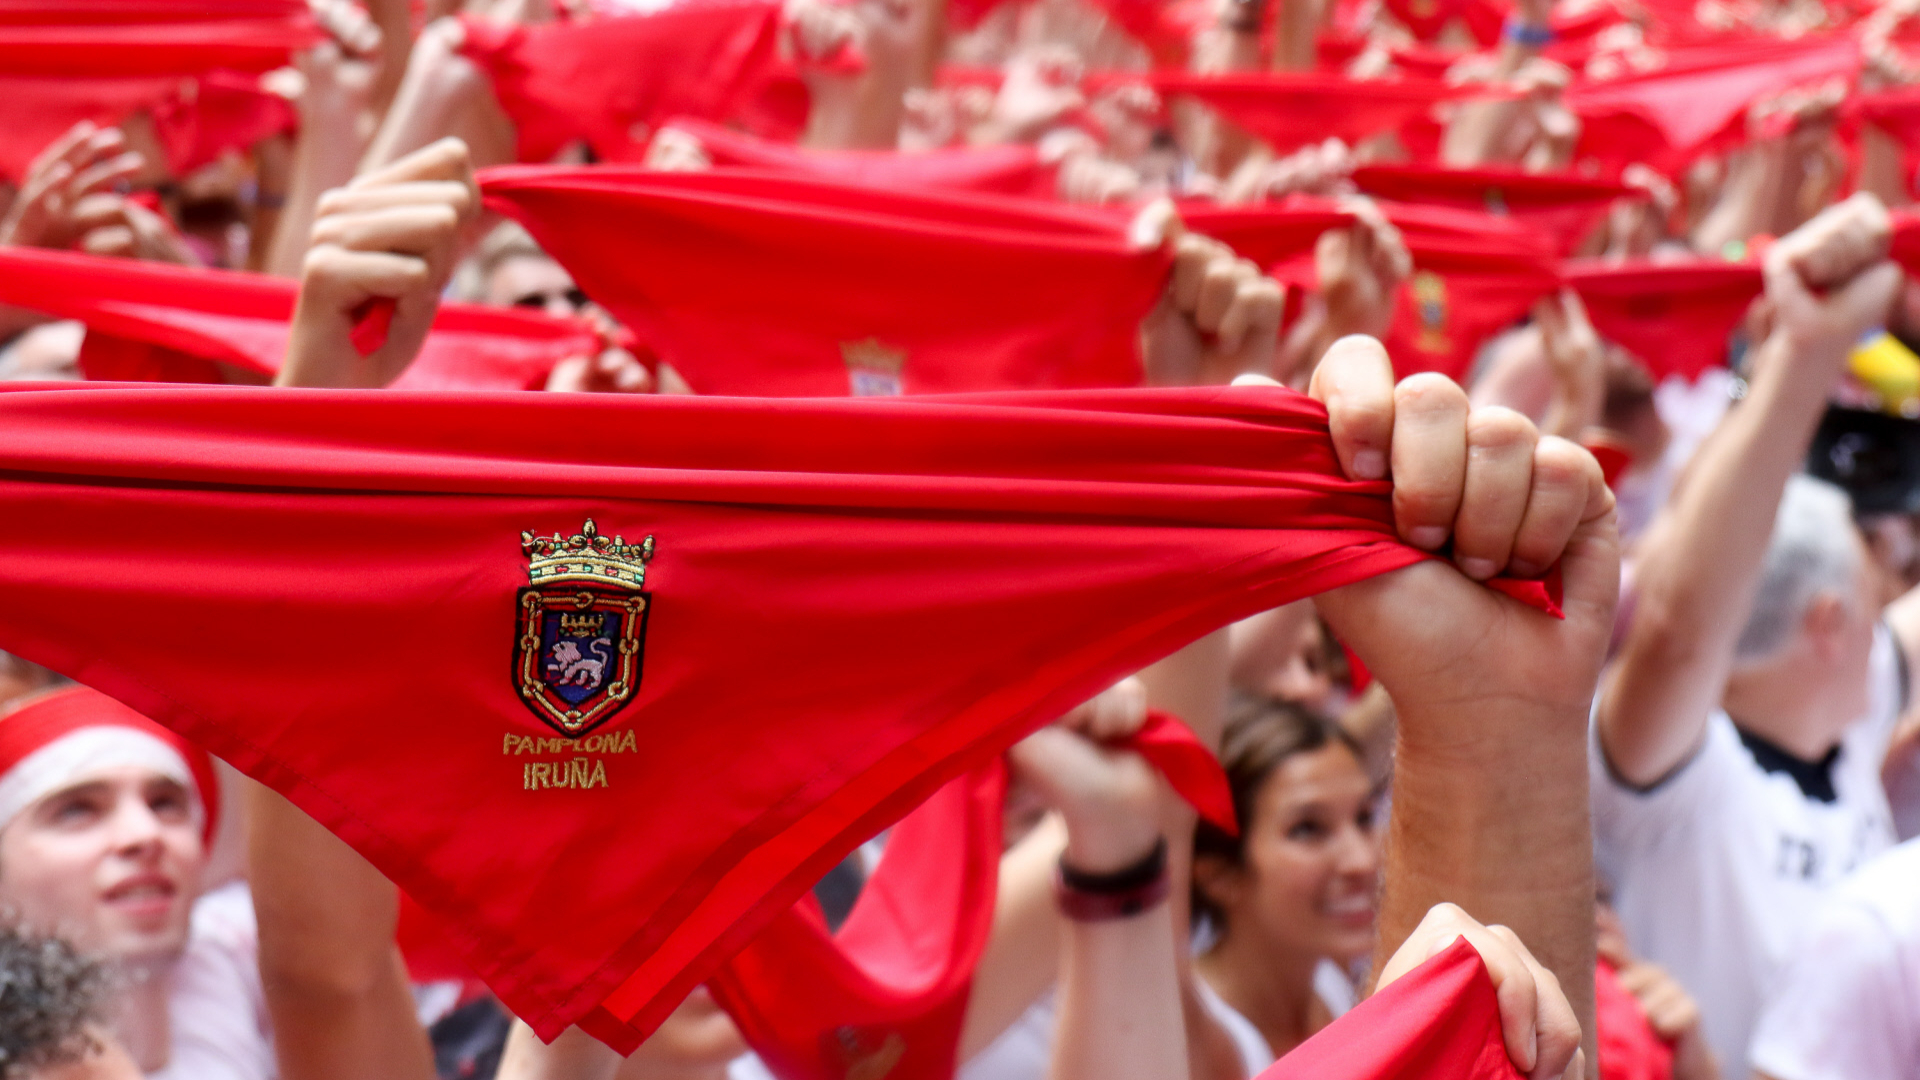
top-left (1058, 837), bottom-right (1167, 894)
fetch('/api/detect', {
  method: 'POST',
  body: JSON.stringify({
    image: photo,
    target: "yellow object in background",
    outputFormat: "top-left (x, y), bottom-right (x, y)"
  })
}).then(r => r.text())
top-left (1850, 332), bottom-right (1920, 414)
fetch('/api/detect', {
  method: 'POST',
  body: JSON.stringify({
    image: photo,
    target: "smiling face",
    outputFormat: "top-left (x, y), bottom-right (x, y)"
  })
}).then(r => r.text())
top-left (1198, 743), bottom-right (1380, 965)
top-left (0, 766), bottom-right (203, 966)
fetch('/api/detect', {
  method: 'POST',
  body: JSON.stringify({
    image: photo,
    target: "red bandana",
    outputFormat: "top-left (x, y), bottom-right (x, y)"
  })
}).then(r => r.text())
top-left (481, 167), bottom-right (1169, 395)
top-left (1567, 35), bottom-right (1861, 175)
top-left (658, 118), bottom-right (1055, 199)
top-left (456, 4), bottom-right (785, 164)
top-left (1594, 959), bottom-right (1674, 1080)
top-left (0, 246), bottom-right (601, 390)
top-left (1148, 73), bottom-right (1492, 156)
top-left (1561, 258), bottom-right (1760, 380)
top-left (0, 382), bottom-right (1554, 1048)
top-left (1350, 164), bottom-right (1631, 255)
top-left (1261, 937), bottom-right (1521, 1080)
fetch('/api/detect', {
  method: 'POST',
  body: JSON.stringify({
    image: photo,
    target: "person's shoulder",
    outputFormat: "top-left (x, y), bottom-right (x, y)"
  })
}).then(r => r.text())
top-left (1833, 840), bottom-right (1920, 926)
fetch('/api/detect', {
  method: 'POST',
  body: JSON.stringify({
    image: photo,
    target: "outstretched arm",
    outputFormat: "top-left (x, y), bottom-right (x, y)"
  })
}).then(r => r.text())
top-left (1303, 331), bottom-right (1617, 1079)
top-left (1598, 194), bottom-right (1902, 786)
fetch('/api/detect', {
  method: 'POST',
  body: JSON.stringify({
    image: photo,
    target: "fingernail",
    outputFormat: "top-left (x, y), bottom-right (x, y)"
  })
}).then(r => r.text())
top-left (1408, 526), bottom-right (1447, 550)
top-left (1459, 557), bottom-right (1497, 580)
top-left (1351, 448), bottom-right (1386, 479)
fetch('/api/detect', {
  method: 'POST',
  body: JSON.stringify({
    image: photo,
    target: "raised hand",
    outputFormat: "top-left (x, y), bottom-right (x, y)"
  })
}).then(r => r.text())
top-left (1135, 201), bottom-right (1285, 386)
top-left (0, 122), bottom-right (144, 250)
top-left (279, 138), bottom-right (479, 389)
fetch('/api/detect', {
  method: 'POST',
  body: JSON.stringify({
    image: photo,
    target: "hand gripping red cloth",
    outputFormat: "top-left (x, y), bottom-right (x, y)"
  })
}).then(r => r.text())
top-left (481, 167), bottom-right (1170, 396)
top-left (0, 382), bottom-right (1555, 1048)
top-left (0, 245), bottom-right (601, 390)
top-left (1595, 958), bottom-right (1675, 1080)
top-left (708, 718), bottom-right (1232, 1080)
top-left (1148, 72), bottom-right (1495, 156)
top-left (1183, 200), bottom-right (1561, 381)
top-left (1259, 937), bottom-right (1522, 1080)
top-left (657, 118), bottom-right (1055, 199)
top-left (455, 4), bottom-right (784, 165)
top-left (1566, 35), bottom-right (1861, 176)
top-left (1562, 258), bottom-right (1760, 380)
top-left (1349, 164), bottom-right (1632, 255)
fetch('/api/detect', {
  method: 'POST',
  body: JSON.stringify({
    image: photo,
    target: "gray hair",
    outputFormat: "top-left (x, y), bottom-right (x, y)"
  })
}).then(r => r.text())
top-left (1734, 475), bottom-right (1863, 662)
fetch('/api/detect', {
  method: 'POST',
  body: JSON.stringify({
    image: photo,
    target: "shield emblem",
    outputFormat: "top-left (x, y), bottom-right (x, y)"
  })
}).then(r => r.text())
top-left (514, 520), bottom-right (656, 738)
top-left (514, 585), bottom-right (649, 737)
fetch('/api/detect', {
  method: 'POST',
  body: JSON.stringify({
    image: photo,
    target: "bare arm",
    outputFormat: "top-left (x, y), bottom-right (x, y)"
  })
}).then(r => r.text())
top-left (248, 780), bottom-right (435, 1080)
top-left (360, 19), bottom-right (516, 175)
top-left (1598, 195), bottom-right (1902, 787)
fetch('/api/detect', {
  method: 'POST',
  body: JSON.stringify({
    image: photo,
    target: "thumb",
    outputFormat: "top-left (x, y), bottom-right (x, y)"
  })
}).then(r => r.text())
top-left (1129, 196), bottom-right (1183, 251)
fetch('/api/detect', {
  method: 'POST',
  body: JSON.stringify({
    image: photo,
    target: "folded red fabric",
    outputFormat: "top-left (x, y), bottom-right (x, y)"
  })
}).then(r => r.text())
top-left (0, 382), bottom-right (1552, 1047)
top-left (1566, 35), bottom-right (1861, 175)
top-left (456, 4), bottom-right (785, 164)
top-left (1562, 258), bottom-right (1760, 380)
top-left (1350, 164), bottom-right (1631, 255)
top-left (659, 118), bottom-right (1055, 199)
top-left (0, 14), bottom-right (318, 75)
top-left (0, 246), bottom-right (600, 390)
top-left (150, 69), bottom-right (297, 178)
top-left (1149, 72), bottom-right (1493, 156)
top-left (1260, 937), bottom-right (1521, 1080)
top-left (0, 0), bottom-right (306, 23)
top-left (482, 167), bottom-right (1170, 395)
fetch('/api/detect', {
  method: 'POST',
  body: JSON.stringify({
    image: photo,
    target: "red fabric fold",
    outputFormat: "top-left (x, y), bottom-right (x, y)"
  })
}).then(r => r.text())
top-left (1260, 937), bottom-right (1521, 1079)
top-left (1562, 258), bottom-right (1760, 380)
top-left (0, 14), bottom-right (318, 75)
top-left (659, 118), bottom-right (1056, 199)
top-left (1149, 72), bottom-right (1495, 155)
top-left (0, 246), bottom-right (600, 390)
top-left (481, 167), bottom-right (1170, 395)
top-left (0, 382), bottom-right (1554, 1048)
top-left (1350, 164), bottom-right (1630, 255)
top-left (149, 69), bottom-right (298, 177)
top-left (456, 4), bottom-right (785, 164)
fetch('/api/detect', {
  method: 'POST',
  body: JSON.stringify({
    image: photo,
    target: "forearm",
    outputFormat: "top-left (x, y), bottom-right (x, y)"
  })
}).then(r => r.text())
top-left (1603, 329), bottom-right (1843, 776)
top-left (1859, 126), bottom-right (1909, 210)
top-left (248, 781), bottom-right (435, 1080)
top-left (1375, 698), bottom-right (1596, 1074)
top-left (1271, 0), bottom-right (1321, 71)
top-left (1050, 907), bottom-right (1188, 1080)
top-left (362, 20), bottom-right (501, 173)
top-left (1692, 143), bottom-right (1787, 257)
top-left (958, 815), bottom-right (1067, 1059)
top-left (265, 111), bottom-right (369, 278)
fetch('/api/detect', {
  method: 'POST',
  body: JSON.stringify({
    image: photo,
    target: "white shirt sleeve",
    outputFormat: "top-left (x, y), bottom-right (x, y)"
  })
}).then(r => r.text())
top-left (1589, 711), bottom-right (1741, 869)
top-left (1749, 896), bottom-right (1918, 1080)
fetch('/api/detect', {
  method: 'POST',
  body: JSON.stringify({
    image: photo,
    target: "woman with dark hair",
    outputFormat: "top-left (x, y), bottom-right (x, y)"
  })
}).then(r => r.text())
top-left (1188, 694), bottom-right (1380, 1076)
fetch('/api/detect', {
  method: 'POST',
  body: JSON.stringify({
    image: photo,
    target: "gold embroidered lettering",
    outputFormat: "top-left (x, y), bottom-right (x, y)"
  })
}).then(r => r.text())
top-left (618, 730), bottom-right (637, 754)
top-left (587, 759), bottom-right (607, 788)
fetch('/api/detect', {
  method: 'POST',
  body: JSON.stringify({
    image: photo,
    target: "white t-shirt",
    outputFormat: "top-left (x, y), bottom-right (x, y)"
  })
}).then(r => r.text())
top-left (957, 963), bottom-right (1352, 1080)
top-left (149, 881), bottom-right (276, 1080)
top-left (1591, 624), bottom-right (1906, 1074)
top-left (1749, 838), bottom-right (1920, 1080)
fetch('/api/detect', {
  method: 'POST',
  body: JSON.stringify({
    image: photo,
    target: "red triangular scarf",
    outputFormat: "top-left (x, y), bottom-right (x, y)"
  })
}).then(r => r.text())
top-left (0, 246), bottom-right (601, 390)
top-left (1149, 73), bottom-right (1497, 155)
top-left (1562, 258), bottom-right (1759, 380)
top-left (481, 167), bottom-right (1169, 395)
top-left (0, 382), bottom-right (1554, 1048)
top-left (659, 118), bottom-right (1055, 199)
top-left (149, 69), bottom-right (296, 177)
top-left (0, 13), bottom-right (317, 75)
top-left (1259, 937), bottom-right (1521, 1080)
top-left (1350, 164), bottom-right (1630, 255)
top-left (456, 4), bottom-right (784, 164)
top-left (1566, 35), bottom-right (1861, 175)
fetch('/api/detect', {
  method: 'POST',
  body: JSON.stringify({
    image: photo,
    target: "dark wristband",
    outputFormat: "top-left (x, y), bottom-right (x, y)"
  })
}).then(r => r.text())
top-left (1054, 838), bottom-right (1170, 921)
top-left (1502, 16), bottom-right (1553, 46)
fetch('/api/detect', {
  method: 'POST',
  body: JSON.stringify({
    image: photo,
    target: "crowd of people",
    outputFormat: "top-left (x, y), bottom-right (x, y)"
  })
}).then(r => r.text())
top-left (2, 0), bottom-right (1920, 1078)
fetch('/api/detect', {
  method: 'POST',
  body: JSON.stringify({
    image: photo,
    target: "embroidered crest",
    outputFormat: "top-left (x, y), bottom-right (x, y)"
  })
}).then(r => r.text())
top-left (841, 337), bottom-right (907, 396)
top-left (513, 519), bottom-right (655, 739)
top-left (1410, 270), bottom-right (1452, 354)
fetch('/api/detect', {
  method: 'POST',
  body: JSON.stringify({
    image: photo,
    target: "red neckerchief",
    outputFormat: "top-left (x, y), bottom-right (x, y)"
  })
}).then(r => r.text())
top-left (658, 119), bottom-right (1055, 199)
top-left (1350, 164), bottom-right (1631, 255)
top-left (481, 167), bottom-right (1169, 395)
top-left (1260, 938), bottom-right (1522, 1080)
top-left (0, 245), bottom-right (601, 390)
top-left (1148, 72), bottom-right (1499, 156)
top-left (1562, 258), bottom-right (1760, 380)
top-left (0, 382), bottom-right (1557, 1048)
top-left (456, 3), bottom-right (785, 164)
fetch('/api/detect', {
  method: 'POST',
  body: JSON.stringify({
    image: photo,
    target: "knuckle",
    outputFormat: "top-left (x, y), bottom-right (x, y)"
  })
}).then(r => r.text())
top-left (1466, 406), bottom-right (1538, 450)
top-left (1395, 372), bottom-right (1469, 415)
